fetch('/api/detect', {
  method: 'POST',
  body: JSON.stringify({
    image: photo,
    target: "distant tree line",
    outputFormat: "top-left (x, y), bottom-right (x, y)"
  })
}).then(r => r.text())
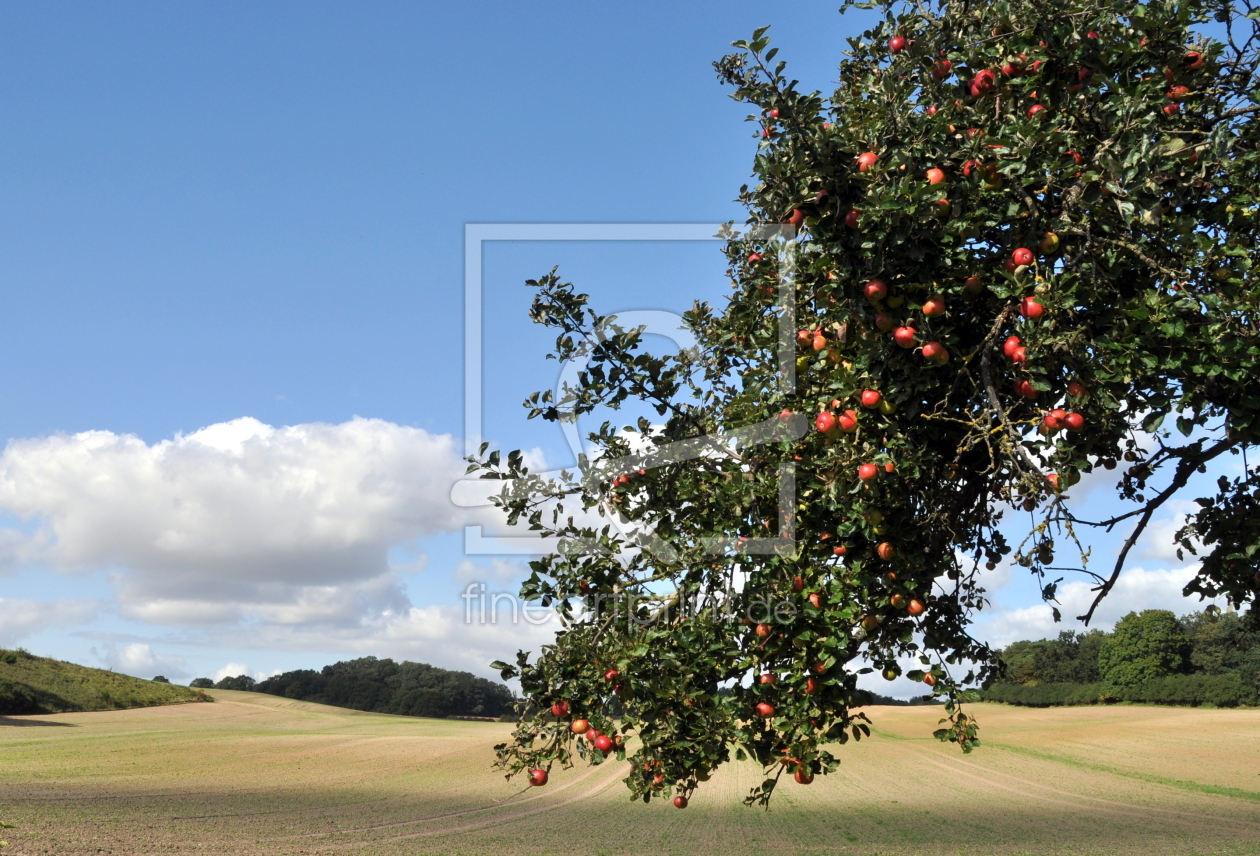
top-left (190, 657), bottom-right (517, 719)
top-left (985, 609), bottom-right (1260, 707)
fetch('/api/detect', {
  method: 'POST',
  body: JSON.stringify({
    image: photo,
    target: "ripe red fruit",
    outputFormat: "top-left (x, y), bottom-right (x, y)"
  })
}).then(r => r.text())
top-left (874, 312), bottom-right (895, 332)
top-left (1164, 103), bottom-right (1180, 115)
top-left (926, 104), bottom-right (938, 115)
top-left (1067, 150), bottom-right (1084, 165)
top-left (809, 592), bottom-right (823, 608)
top-left (877, 542), bottom-right (894, 560)
top-left (858, 463), bottom-right (879, 481)
top-left (787, 209), bottom-right (804, 227)
top-left (759, 673), bottom-right (777, 685)
top-left (604, 668), bottom-right (619, 682)
top-left (837, 410), bottom-right (859, 432)
top-left (815, 412), bottom-right (836, 434)
top-left (907, 599), bottom-right (926, 616)
top-left (528, 768), bottom-right (549, 787)
top-left (551, 701), bottom-right (570, 718)
top-left (890, 593), bottom-right (906, 608)
top-left (795, 769), bottom-right (815, 785)
top-left (926, 167), bottom-right (946, 185)
top-left (970, 69), bottom-right (996, 95)
top-left (1168, 85), bottom-right (1191, 101)
top-left (1012, 346), bottom-right (1027, 364)
top-left (923, 673), bottom-right (937, 687)
top-left (864, 279), bottom-right (888, 302)
top-left (793, 575), bottom-right (804, 592)
top-left (805, 677), bottom-right (819, 694)
top-left (921, 341), bottom-right (948, 363)
top-left (1042, 412), bottom-right (1062, 431)
top-left (932, 59), bottom-right (952, 79)
top-left (1064, 412), bottom-right (1085, 431)
top-left (1011, 247), bottom-right (1034, 266)
top-left (571, 719), bottom-right (590, 734)
top-left (893, 326), bottom-right (917, 348)
top-left (962, 159), bottom-right (979, 177)
top-left (673, 795), bottom-right (688, 809)
top-left (884, 461), bottom-right (895, 473)
top-left (1014, 380), bottom-right (1038, 399)
top-left (922, 294), bottom-right (946, 316)
top-left (1021, 296), bottom-right (1046, 319)
top-left (1185, 51), bottom-right (1204, 69)
top-left (860, 389), bottom-right (882, 408)
top-left (857, 152), bottom-right (879, 172)
top-left (963, 275), bottom-right (984, 296)
top-left (1003, 336), bottom-right (1021, 358)
top-left (594, 734), bottom-right (614, 753)
top-left (889, 36), bottom-right (907, 54)
top-left (812, 333), bottom-right (827, 351)
top-left (748, 253), bottom-right (763, 263)
top-left (844, 209), bottom-right (862, 229)
top-left (833, 544), bottom-right (848, 556)
top-left (1068, 380), bottom-right (1086, 397)
top-left (795, 328), bottom-right (810, 345)
top-left (756, 702), bottom-right (776, 717)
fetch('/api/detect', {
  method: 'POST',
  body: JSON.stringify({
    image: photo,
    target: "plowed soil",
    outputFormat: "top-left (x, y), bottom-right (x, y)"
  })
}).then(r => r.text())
top-left (1, 691), bottom-right (1258, 855)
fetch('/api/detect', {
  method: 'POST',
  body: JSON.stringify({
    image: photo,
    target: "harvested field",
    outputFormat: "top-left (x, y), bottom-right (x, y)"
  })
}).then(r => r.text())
top-left (1, 691), bottom-right (1258, 855)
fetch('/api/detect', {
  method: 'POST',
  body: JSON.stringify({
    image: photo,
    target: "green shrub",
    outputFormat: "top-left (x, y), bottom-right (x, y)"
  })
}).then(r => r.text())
top-left (0, 678), bottom-right (39, 715)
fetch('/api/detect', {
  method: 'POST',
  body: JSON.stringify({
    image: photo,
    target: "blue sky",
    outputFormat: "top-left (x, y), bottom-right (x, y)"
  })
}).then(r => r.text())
top-left (0, 2), bottom-right (1235, 693)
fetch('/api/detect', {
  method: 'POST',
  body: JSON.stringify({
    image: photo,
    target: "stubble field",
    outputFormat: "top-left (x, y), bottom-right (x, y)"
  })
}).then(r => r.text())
top-left (0, 690), bottom-right (1258, 856)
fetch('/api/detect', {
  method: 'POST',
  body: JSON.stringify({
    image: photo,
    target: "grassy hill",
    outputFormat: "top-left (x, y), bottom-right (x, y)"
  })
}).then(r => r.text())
top-left (0, 648), bottom-right (211, 715)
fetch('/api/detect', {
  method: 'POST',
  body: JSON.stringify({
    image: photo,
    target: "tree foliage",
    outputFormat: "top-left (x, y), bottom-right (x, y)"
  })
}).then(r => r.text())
top-left (475, 0), bottom-right (1260, 806)
top-left (254, 657), bottom-right (516, 719)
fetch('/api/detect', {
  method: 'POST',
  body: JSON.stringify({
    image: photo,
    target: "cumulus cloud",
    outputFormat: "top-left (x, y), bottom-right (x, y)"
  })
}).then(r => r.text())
top-left (0, 417), bottom-right (493, 625)
top-left (0, 597), bottom-right (98, 646)
top-left (974, 564), bottom-right (1221, 648)
top-left (93, 642), bottom-right (188, 680)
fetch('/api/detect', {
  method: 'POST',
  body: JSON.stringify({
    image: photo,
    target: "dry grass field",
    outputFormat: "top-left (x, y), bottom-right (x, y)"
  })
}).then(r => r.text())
top-left (1, 690), bottom-right (1258, 855)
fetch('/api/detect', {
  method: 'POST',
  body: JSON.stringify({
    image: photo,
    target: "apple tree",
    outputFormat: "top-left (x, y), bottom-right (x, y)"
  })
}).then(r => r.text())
top-left (475, 0), bottom-right (1260, 806)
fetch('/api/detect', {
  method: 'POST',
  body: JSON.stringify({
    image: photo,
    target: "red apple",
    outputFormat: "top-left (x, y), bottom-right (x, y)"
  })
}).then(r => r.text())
top-left (1168, 85), bottom-right (1191, 101)
top-left (893, 326), bottom-right (917, 348)
top-left (890, 593), bottom-right (906, 608)
top-left (1042, 412), bottom-right (1062, 431)
top-left (793, 575), bottom-right (804, 592)
top-left (922, 294), bottom-right (946, 316)
top-left (877, 542), bottom-right (895, 560)
top-left (907, 599), bottom-right (925, 616)
top-left (812, 332), bottom-right (827, 351)
top-left (860, 389), bottom-right (882, 408)
top-left (1164, 103), bottom-right (1180, 115)
top-left (809, 592), bottom-right (823, 608)
top-left (551, 701), bottom-right (570, 718)
top-left (528, 768), bottom-right (549, 787)
top-left (1011, 247), bottom-right (1034, 266)
top-left (932, 60), bottom-right (951, 79)
top-left (806, 677), bottom-right (819, 694)
top-left (1067, 380), bottom-right (1086, 397)
top-left (857, 152), bottom-right (879, 172)
top-left (921, 341), bottom-right (948, 363)
top-left (884, 460), bottom-right (895, 473)
top-left (844, 209), bottom-right (862, 229)
top-left (1014, 380), bottom-right (1038, 399)
top-left (756, 702), bottom-right (776, 717)
top-left (1012, 346), bottom-right (1027, 364)
top-left (604, 668), bottom-right (619, 682)
top-left (671, 795), bottom-right (689, 809)
top-left (864, 279), bottom-right (888, 302)
top-left (923, 673), bottom-right (937, 686)
top-left (748, 253), bottom-right (763, 263)
top-left (874, 312), bottom-right (895, 332)
top-left (926, 167), bottom-right (946, 185)
top-left (1185, 51), bottom-right (1204, 69)
top-left (963, 275), bottom-right (985, 296)
top-left (1067, 150), bottom-right (1084, 165)
top-left (796, 328), bottom-right (811, 345)
top-left (926, 104), bottom-right (938, 115)
top-left (759, 673), bottom-right (777, 685)
top-left (962, 159), bottom-right (979, 177)
top-left (1021, 296), bottom-right (1045, 319)
top-left (815, 412), bottom-right (836, 434)
top-left (571, 719), bottom-right (590, 734)
top-left (970, 69), bottom-right (996, 95)
top-left (787, 208), bottom-right (804, 227)
top-left (594, 734), bottom-right (614, 752)
top-left (755, 623), bottom-right (772, 637)
top-left (858, 463), bottom-right (879, 481)
top-left (833, 544), bottom-right (848, 556)
top-left (795, 769), bottom-right (815, 785)
top-left (1003, 335), bottom-right (1022, 358)
top-left (1064, 412), bottom-right (1085, 431)
top-left (837, 410), bottom-right (859, 432)
top-left (889, 36), bottom-right (907, 54)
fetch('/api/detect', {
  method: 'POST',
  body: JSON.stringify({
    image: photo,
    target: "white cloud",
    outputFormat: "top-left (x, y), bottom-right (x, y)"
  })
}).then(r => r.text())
top-left (0, 417), bottom-right (494, 625)
top-left (94, 642), bottom-right (188, 680)
top-left (0, 597), bottom-right (98, 646)
top-left (213, 661), bottom-right (251, 682)
top-left (975, 564), bottom-right (1221, 648)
